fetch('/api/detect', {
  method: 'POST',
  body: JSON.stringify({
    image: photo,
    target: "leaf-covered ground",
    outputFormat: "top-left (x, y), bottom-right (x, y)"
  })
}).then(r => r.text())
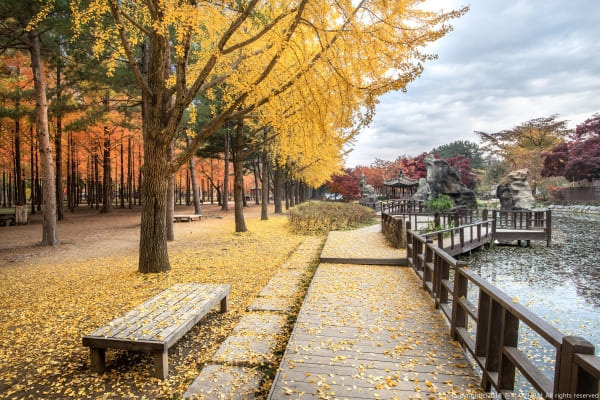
top-left (0, 207), bottom-right (307, 399)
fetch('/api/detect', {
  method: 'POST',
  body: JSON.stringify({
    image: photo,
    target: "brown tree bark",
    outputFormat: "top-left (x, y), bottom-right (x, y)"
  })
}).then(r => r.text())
top-left (55, 60), bottom-right (64, 220)
top-left (186, 135), bottom-right (202, 214)
top-left (100, 126), bottom-right (112, 213)
top-left (120, 140), bottom-right (125, 208)
top-left (233, 118), bottom-right (247, 232)
top-left (166, 142), bottom-right (175, 241)
top-left (127, 137), bottom-right (132, 208)
top-left (221, 131), bottom-right (229, 211)
top-left (29, 28), bottom-right (58, 245)
top-left (273, 165), bottom-right (283, 214)
top-left (261, 129), bottom-right (269, 220)
top-left (138, 137), bottom-right (171, 272)
top-left (30, 126), bottom-right (35, 214)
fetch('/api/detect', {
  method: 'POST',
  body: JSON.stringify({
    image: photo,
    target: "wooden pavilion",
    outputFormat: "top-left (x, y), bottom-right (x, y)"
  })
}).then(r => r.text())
top-left (383, 171), bottom-right (419, 199)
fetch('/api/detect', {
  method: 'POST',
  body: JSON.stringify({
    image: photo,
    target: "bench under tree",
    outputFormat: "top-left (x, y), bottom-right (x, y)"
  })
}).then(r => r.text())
top-left (82, 283), bottom-right (230, 379)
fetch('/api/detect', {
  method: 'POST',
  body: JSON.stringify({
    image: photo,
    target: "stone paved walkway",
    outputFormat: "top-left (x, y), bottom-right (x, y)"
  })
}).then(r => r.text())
top-left (320, 224), bottom-right (407, 265)
top-left (268, 229), bottom-right (481, 400)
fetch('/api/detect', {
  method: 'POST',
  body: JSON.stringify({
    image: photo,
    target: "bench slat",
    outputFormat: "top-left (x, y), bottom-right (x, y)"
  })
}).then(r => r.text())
top-left (83, 283), bottom-right (230, 380)
top-left (132, 285), bottom-right (225, 341)
top-left (88, 284), bottom-right (197, 338)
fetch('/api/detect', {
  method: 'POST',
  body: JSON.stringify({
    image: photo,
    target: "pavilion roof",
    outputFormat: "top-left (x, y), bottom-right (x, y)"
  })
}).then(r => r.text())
top-left (383, 173), bottom-right (418, 187)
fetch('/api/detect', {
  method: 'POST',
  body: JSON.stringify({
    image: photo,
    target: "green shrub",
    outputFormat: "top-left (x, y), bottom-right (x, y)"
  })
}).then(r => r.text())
top-left (287, 201), bottom-right (376, 235)
top-left (424, 194), bottom-right (454, 213)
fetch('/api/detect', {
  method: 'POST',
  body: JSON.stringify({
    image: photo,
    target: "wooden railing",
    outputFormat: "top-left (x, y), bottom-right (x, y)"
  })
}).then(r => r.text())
top-left (406, 227), bottom-right (599, 398)
top-left (491, 209), bottom-right (552, 247)
top-left (380, 199), bottom-right (426, 214)
top-left (421, 218), bottom-right (494, 256)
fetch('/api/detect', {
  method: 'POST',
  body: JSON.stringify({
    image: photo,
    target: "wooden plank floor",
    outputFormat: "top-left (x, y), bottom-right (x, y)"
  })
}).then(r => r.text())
top-left (268, 264), bottom-right (481, 399)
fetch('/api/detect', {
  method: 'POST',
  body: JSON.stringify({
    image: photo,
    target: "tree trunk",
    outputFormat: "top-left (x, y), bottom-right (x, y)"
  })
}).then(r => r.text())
top-left (127, 137), bottom-right (132, 208)
top-left (55, 60), bottom-right (64, 220)
top-left (233, 118), bottom-right (247, 232)
top-left (261, 131), bottom-right (269, 220)
top-left (29, 28), bottom-right (59, 245)
top-left (138, 137), bottom-right (171, 273)
top-left (186, 135), bottom-right (202, 214)
top-left (100, 126), bottom-right (112, 213)
top-left (66, 130), bottom-right (71, 212)
top-left (166, 142), bottom-right (175, 241)
top-left (120, 140), bottom-right (125, 208)
top-left (221, 131), bottom-right (229, 211)
top-left (252, 159), bottom-right (260, 205)
top-left (14, 102), bottom-right (24, 205)
top-left (30, 126), bottom-right (35, 214)
top-left (274, 165), bottom-right (283, 214)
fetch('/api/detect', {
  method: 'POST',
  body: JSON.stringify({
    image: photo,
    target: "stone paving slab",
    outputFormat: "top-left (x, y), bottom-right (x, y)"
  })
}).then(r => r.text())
top-left (247, 296), bottom-right (295, 312)
top-left (184, 364), bottom-right (263, 399)
top-left (258, 269), bottom-right (305, 298)
top-left (320, 225), bottom-right (406, 264)
top-left (212, 335), bottom-right (279, 364)
top-left (232, 313), bottom-right (288, 336)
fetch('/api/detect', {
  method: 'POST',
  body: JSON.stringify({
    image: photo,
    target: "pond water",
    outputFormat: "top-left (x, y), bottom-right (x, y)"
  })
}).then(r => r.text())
top-left (459, 214), bottom-right (600, 394)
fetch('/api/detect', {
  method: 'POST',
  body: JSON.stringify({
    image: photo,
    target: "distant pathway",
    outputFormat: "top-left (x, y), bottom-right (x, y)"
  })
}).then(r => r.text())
top-left (269, 226), bottom-right (481, 399)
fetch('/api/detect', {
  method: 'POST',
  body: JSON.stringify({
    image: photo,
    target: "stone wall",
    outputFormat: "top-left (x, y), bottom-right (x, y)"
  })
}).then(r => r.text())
top-left (381, 213), bottom-right (407, 249)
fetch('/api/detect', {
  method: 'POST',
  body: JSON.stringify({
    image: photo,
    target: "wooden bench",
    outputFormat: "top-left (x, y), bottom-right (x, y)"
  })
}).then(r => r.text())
top-left (0, 213), bottom-right (15, 226)
top-left (82, 283), bottom-right (230, 379)
top-left (173, 214), bottom-right (203, 222)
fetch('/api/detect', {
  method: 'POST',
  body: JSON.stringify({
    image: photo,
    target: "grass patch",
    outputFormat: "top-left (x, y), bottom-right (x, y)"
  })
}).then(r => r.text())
top-left (287, 201), bottom-right (376, 235)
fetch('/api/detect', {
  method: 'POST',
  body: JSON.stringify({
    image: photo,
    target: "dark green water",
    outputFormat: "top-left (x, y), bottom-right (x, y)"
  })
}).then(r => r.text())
top-left (460, 214), bottom-right (600, 394)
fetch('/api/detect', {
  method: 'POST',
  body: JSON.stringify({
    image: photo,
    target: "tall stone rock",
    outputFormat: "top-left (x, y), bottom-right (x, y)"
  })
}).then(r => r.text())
top-left (413, 154), bottom-right (477, 209)
top-left (496, 169), bottom-right (536, 210)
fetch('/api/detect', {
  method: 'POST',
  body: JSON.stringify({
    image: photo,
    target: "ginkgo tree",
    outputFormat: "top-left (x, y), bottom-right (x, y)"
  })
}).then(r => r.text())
top-left (71, 0), bottom-right (466, 273)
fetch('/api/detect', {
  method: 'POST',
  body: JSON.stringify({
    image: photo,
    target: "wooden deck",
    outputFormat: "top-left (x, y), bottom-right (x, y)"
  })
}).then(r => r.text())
top-left (268, 264), bottom-right (481, 399)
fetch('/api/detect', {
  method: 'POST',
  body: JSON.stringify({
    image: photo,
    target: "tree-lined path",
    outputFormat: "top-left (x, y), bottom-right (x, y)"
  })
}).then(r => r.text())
top-left (269, 226), bottom-right (481, 399)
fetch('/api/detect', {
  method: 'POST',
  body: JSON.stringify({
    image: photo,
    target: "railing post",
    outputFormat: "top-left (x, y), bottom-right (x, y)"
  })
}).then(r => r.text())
top-left (451, 262), bottom-right (468, 341)
top-left (546, 210), bottom-right (552, 247)
top-left (492, 210), bottom-right (497, 238)
top-left (424, 239), bottom-right (433, 290)
top-left (555, 336), bottom-right (595, 395)
top-left (498, 311), bottom-right (519, 393)
top-left (485, 299), bottom-right (503, 386)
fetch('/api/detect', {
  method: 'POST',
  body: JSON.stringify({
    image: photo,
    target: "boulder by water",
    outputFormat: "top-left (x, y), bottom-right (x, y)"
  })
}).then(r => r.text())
top-left (496, 169), bottom-right (536, 210)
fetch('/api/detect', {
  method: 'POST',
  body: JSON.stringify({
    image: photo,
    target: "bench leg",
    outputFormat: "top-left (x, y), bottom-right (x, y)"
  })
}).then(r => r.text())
top-left (220, 295), bottom-right (228, 313)
top-left (154, 351), bottom-right (168, 380)
top-left (90, 348), bottom-right (106, 374)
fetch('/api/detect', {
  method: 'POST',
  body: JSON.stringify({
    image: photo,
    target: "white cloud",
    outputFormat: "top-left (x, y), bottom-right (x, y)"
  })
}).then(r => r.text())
top-left (345, 0), bottom-right (600, 167)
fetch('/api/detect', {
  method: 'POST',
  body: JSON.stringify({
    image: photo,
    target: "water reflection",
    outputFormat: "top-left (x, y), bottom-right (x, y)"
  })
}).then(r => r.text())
top-left (460, 215), bottom-right (600, 349)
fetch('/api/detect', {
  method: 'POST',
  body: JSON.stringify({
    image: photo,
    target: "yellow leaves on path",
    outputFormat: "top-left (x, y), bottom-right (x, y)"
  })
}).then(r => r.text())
top-left (0, 215), bottom-right (305, 399)
top-left (270, 262), bottom-right (483, 399)
top-left (320, 224), bottom-right (406, 260)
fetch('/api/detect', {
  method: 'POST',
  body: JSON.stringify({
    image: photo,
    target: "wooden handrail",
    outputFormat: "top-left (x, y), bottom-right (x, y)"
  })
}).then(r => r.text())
top-left (405, 228), bottom-right (599, 398)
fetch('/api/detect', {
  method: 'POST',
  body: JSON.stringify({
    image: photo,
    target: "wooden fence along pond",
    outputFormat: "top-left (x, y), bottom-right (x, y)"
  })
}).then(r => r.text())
top-left (381, 200), bottom-right (600, 398)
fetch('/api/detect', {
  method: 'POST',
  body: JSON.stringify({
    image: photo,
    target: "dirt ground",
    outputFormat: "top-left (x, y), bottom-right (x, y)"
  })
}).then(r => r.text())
top-left (0, 201), bottom-right (263, 267)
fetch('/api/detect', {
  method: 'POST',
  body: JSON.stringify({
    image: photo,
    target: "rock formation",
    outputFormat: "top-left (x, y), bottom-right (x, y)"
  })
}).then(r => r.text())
top-left (496, 169), bottom-right (536, 210)
top-left (358, 174), bottom-right (378, 208)
top-left (413, 154), bottom-right (477, 209)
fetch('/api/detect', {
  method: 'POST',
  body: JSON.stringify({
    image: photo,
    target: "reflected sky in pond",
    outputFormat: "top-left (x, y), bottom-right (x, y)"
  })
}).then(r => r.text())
top-left (461, 214), bottom-right (600, 350)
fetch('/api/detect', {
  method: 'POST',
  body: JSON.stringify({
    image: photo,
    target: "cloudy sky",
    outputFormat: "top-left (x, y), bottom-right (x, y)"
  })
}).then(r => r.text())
top-left (345, 0), bottom-right (600, 167)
